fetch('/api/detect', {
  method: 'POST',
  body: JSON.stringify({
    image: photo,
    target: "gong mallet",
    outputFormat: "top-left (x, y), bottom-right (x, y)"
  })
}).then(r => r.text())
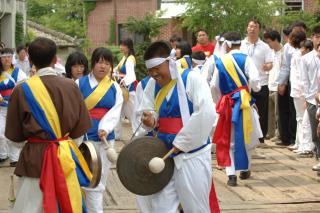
top-left (101, 136), bottom-right (118, 163)
top-left (148, 148), bottom-right (175, 174)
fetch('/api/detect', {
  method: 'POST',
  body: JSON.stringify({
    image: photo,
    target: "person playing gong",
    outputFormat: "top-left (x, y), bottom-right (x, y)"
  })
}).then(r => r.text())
top-left (138, 41), bottom-right (219, 212)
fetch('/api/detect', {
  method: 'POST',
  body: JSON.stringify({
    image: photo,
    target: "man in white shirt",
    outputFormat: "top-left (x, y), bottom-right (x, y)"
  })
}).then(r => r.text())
top-left (240, 19), bottom-right (273, 144)
top-left (301, 26), bottom-right (320, 171)
top-left (263, 30), bottom-right (283, 142)
top-left (276, 21), bottom-right (307, 146)
top-left (14, 45), bottom-right (31, 76)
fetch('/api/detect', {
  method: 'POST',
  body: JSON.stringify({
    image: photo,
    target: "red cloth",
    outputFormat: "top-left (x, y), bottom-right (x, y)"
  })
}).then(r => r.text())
top-left (158, 117), bottom-right (183, 134)
top-left (89, 108), bottom-right (109, 120)
top-left (209, 178), bottom-right (220, 213)
top-left (192, 43), bottom-right (215, 57)
top-left (28, 138), bottom-right (73, 213)
top-left (0, 89), bottom-right (12, 97)
top-left (213, 86), bottom-right (248, 167)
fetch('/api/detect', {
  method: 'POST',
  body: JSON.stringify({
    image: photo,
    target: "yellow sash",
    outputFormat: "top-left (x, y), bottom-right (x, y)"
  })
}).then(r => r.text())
top-left (0, 68), bottom-right (14, 82)
top-left (27, 75), bottom-right (92, 213)
top-left (154, 68), bottom-right (184, 112)
top-left (220, 55), bottom-right (252, 144)
top-left (116, 55), bottom-right (136, 71)
top-left (84, 75), bottom-right (114, 110)
top-left (179, 58), bottom-right (189, 69)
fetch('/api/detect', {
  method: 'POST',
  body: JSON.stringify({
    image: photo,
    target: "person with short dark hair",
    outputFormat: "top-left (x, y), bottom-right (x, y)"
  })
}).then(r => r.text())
top-left (65, 51), bottom-right (89, 80)
top-left (76, 47), bottom-right (123, 212)
top-left (301, 25), bottom-right (320, 172)
top-left (5, 37), bottom-right (92, 212)
top-left (114, 38), bottom-right (137, 140)
top-left (283, 27), bottom-right (292, 43)
top-left (191, 50), bottom-right (207, 77)
top-left (241, 19), bottom-right (273, 145)
top-left (192, 29), bottom-right (215, 57)
top-left (0, 47), bottom-right (27, 167)
top-left (176, 40), bottom-right (193, 69)
top-left (15, 45), bottom-right (31, 76)
top-left (211, 32), bottom-right (262, 187)
top-left (138, 41), bottom-right (219, 212)
top-left (263, 30), bottom-right (282, 142)
top-left (169, 34), bottom-right (181, 58)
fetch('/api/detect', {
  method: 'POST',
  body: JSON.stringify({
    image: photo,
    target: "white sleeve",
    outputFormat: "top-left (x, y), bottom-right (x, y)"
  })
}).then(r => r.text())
top-left (138, 78), bottom-right (157, 131)
top-left (265, 46), bottom-right (274, 64)
top-left (245, 56), bottom-right (261, 92)
top-left (98, 83), bottom-right (124, 134)
top-left (132, 82), bottom-right (144, 132)
top-left (210, 66), bottom-right (221, 103)
top-left (122, 59), bottom-right (136, 86)
top-left (173, 72), bottom-right (217, 152)
top-left (301, 56), bottom-right (309, 98)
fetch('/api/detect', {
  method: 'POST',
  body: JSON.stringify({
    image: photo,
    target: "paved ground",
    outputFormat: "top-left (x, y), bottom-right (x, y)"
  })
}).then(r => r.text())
top-left (1, 122), bottom-right (320, 212)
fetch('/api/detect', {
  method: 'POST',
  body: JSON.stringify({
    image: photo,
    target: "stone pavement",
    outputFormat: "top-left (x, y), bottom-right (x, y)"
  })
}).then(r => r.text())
top-left (1, 122), bottom-right (320, 212)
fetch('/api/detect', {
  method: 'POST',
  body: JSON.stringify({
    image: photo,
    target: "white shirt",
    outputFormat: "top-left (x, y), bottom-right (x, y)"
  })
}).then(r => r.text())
top-left (201, 54), bottom-right (216, 84)
top-left (116, 56), bottom-right (137, 87)
top-left (301, 50), bottom-right (320, 105)
top-left (276, 42), bottom-right (295, 85)
top-left (268, 46), bottom-right (283, 92)
top-left (14, 58), bottom-right (30, 77)
top-left (75, 74), bottom-right (123, 136)
top-left (139, 71), bottom-right (217, 153)
top-left (289, 49), bottom-right (304, 98)
top-left (210, 49), bottom-right (261, 103)
top-left (240, 38), bottom-right (273, 86)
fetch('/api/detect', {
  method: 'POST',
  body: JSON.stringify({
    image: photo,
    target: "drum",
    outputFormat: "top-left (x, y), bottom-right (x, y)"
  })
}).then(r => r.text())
top-left (116, 136), bottom-right (174, 195)
top-left (79, 141), bottom-right (102, 188)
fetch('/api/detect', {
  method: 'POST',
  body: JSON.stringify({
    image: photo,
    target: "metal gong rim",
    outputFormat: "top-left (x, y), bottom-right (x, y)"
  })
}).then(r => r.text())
top-left (116, 136), bottom-right (174, 195)
top-left (79, 141), bottom-right (102, 188)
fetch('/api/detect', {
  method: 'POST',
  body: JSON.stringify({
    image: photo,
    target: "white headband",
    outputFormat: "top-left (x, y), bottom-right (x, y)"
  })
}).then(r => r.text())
top-left (192, 58), bottom-right (206, 65)
top-left (145, 57), bottom-right (169, 69)
top-left (0, 53), bottom-right (13, 57)
top-left (224, 40), bottom-right (242, 48)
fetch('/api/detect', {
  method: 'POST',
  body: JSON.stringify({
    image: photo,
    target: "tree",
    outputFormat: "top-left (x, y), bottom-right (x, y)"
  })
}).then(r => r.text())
top-left (27, 0), bottom-right (95, 39)
top-left (124, 12), bottom-right (166, 42)
top-left (177, 0), bottom-right (285, 37)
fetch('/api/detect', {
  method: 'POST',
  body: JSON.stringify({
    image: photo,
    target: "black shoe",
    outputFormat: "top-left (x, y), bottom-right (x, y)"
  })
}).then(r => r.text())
top-left (275, 141), bottom-right (291, 146)
top-left (227, 175), bottom-right (237, 186)
top-left (239, 170), bottom-right (251, 180)
top-left (259, 138), bottom-right (265, 143)
top-left (10, 161), bottom-right (17, 167)
top-left (0, 157), bottom-right (8, 163)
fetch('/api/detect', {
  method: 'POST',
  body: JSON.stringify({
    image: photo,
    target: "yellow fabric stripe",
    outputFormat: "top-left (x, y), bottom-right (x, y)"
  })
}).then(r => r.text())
top-left (116, 55), bottom-right (136, 71)
top-left (84, 75), bottom-right (114, 110)
top-left (26, 76), bottom-right (62, 137)
top-left (69, 141), bottom-right (93, 180)
top-left (0, 67), bottom-right (14, 82)
top-left (220, 55), bottom-right (252, 144)
top-left (154, 67), bottom-right (185, 112)
top-left (155, 79), bottom-right (176, 112)
top-left (179, 58), bottom-right (188, 69)
top-left (58, 140), bottom-right (83, 213)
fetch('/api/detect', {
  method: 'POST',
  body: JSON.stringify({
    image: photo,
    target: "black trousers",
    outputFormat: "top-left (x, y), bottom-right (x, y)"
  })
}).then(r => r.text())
top-left (277, 83), bottom-right (296, 144)
top-left (252, 85), bottom-right (269, 138)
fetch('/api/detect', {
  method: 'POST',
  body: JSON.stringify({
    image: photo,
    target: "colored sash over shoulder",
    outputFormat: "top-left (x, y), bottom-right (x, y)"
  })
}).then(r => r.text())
top-left (213, 54), bottom-right (253, 170)
top-left (21, 75), bottom-right (92, 213)
top-left (85, 75), bottom-right (114, 110)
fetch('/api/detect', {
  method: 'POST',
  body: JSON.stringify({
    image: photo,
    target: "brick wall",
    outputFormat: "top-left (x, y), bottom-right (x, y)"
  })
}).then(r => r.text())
top-left (87, 0), bottom-right (157, 47)
top-left (304, 0), bottom-right (320, 13)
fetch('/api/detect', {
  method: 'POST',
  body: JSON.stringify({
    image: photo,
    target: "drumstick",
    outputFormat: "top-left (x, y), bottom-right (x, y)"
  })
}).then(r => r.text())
top-left (149, 148), bottom-right (175, 174)
top-left (101, 136), bottom-right (118, 163)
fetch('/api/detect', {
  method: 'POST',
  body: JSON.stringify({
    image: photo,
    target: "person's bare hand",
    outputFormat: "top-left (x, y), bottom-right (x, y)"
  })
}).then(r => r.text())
top-left (98, 130), bottom-right (107, 139)
top-left (142, 111), bottom-right (157, 128)
top-left (278, 84), bottom-right (286, 96)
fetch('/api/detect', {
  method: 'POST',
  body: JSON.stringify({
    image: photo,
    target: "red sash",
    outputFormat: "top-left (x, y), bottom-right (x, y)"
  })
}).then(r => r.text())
top-left (213, 85), bottom-right (249, 167)
top-left (158, 117), bottom-right (183, 134)
top-left (0, 89), bottom-right (12, 97)
top-left (89, 108), bottom-right (109, 120)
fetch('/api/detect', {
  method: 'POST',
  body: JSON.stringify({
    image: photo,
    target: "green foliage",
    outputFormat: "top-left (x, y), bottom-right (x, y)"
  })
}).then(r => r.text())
top-left (108, 18), bottom-right (116, 45)
top-left (15, 12), bottom-right (24, 46)
top-left (278, 11), bottom-right (319, 34)
top-left (177, 0), bottom-right (285, 37)
top-left (124, 12), bottom-right (166, 42)
top-left (27, 0), bottom-right (96, 39)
